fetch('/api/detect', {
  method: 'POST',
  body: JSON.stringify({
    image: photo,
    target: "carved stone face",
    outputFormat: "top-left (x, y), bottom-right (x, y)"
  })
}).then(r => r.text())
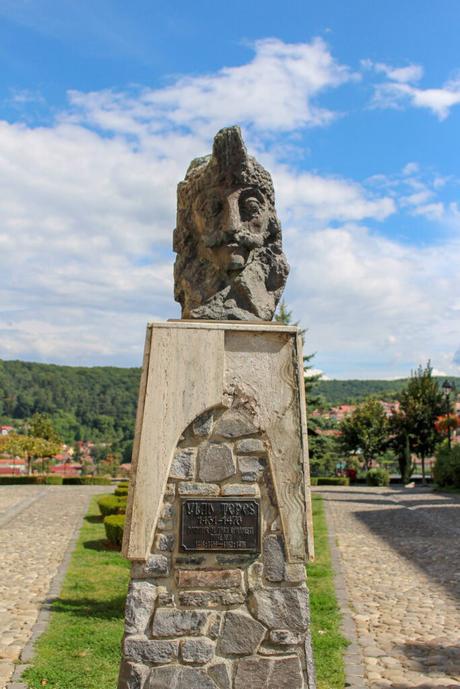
top-left (173, 126), bottom-right (289, 321)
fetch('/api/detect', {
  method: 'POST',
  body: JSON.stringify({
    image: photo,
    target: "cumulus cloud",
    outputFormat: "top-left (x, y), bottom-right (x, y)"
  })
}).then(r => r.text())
top-left (0, 37), bottom-right (459, 376)
top-left (365, 60), bottom-right (460, 120)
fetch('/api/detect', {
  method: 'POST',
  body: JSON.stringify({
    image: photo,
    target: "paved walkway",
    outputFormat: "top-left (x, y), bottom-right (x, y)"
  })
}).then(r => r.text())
top-left (0, 485), bottom-right (108, 689)
top-left (317, 486), bottom-right (460, 689)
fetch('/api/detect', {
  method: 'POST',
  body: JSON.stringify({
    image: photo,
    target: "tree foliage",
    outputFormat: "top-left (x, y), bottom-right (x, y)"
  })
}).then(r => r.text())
top-left (0, 434), bottom-right (61, 474)
top-left (339, 399), bottom-right (389, 470)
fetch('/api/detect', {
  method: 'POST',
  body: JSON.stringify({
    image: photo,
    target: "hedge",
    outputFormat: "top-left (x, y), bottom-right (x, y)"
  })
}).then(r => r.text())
top-left (97, 494), bottom-right (127, 518)
top-left (103, 514), bottom-right (125, 547)
top-left (310, 477), bottom-right (350, 486)
top-left (366, 468), bottom-right (390, 486)
top-left (62, 476), bottom-right (111, 485)
top-left (0, 475), bottom-right (63, 485)
top-left (114, 485), bottom-right (129, 497)
top-left (433, 445), bottom-right (460, 488)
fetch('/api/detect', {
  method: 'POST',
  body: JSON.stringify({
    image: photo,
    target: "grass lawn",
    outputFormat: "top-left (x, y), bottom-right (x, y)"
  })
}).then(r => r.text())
top-left (23, 497), bottom-right (130, 689)
top-left (23, 494), bottom-right (347, 689)
top-left (307, 494), bottom-right (349, 689)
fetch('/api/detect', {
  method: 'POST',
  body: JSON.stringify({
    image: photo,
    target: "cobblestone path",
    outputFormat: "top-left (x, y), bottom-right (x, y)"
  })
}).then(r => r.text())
top-left (0, 485), bottom-right (108, 688)
top-left (318, 486), bottom-right (460, 689)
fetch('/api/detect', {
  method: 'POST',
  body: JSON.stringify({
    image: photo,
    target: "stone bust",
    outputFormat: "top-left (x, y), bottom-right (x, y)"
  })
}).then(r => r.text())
top-left (173, 126), bottom-right (289, 321)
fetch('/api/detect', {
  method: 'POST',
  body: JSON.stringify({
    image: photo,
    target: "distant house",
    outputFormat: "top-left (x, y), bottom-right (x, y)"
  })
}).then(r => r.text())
top-left (50, 463), bottom-right (82, 477)
top-left (0, 457), bottom-right (26, 475)
top-left (0, 425), bottom-right (14, 436)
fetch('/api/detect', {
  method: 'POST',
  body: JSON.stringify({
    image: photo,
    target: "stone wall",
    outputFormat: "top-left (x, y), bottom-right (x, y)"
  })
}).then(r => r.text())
top-left (118, 404), bottom-right (315, 689)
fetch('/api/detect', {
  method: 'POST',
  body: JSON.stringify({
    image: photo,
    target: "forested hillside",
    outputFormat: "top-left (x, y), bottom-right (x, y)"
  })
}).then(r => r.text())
top-left (1, 359), bottom-right (458, 459)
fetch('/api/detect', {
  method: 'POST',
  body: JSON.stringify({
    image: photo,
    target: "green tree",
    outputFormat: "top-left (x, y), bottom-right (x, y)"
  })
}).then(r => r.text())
top-left (339, 399), bottom-right (389, 471)
top-left (397, 362), bottom-right (445, 483)
top-left (29, 412), bottom-right (61, 443)
top-left (0, 434), bottom-right (61, 475)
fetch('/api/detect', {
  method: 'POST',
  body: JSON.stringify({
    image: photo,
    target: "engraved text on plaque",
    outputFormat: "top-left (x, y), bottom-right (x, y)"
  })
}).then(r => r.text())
top-left (180, 499), bottom-right (260, 552)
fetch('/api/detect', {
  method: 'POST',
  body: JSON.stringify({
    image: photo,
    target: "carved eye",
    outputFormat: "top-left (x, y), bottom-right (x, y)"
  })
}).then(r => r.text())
top-left (240, 196), bottom-right (262, 221)
top-left (210, 199), bottom-right (223, 216)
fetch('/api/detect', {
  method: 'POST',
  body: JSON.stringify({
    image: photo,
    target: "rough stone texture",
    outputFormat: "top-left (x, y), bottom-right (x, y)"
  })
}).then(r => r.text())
top-left (263, 535), bottom-right (285, 582)
top-left (178, 590), bottom-right (245, 608)
top-left (151, 609), bottom-right (209, 638)
top-left (238, 456), bottom-right (266, 482)
top-left (193, 411), bottom-right (214, 437)
top-left (269, 629), bottom-right (301, 645)
top-left (221, 483), bottom-right (259, 496)
top-left (145, 666), bottom-right (218, 689)
top-left (181, 638), bottom-right (215, 665)
top-left (208, 662), bottom-right (232, 689)
top-left (176, 569), bottom-right (243, 591)
top-left (117, 660), bottom-right (148, 689)
top-left (124, 637), bottom-right (179, 664)
top-left (250, 587), bottom-right (310, 632)
top-left (235, 438), bottom-right (266, 454)
top-left (198, 443), bottom-right (236, 482)
top-left (213, 410), bottom-right (257, 439)
top-left (170, 449), bottom-right (196, 480)
top-left (154, 534), bottom-right (175, 552)
top-left (132, 554), bottom-right (170, 579)
top-left (234, 655), bottom-right (304, 689)
top-left (173, 125), bottom-right (289, 321)
top-left (125, 581), bottom-right (158, 635)
top-left (284, 563), bottom-right (305, 583)
top-left (177, 482), bottom-right (220, 496)
top-left (217, 611), bottom-right (266, 656)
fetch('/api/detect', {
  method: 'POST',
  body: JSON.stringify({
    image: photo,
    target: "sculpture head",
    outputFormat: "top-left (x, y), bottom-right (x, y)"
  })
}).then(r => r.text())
top-left (173, 126), bottom-right (289, 320)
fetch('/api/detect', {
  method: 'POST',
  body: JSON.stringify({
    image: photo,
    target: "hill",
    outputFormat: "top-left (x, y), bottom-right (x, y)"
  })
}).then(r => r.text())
top-left (315, 377), bottom-right (460, 405)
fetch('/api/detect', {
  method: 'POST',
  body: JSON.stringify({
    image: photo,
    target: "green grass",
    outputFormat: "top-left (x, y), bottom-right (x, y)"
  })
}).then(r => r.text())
top-left (307, 495), bottom-right (349, 689)
top-left (23, 498), bottom-right (130, 689)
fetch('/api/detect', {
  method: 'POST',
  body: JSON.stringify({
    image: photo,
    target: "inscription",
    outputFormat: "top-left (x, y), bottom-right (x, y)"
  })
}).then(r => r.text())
top-left (180, 499), bottom-right (260, 552)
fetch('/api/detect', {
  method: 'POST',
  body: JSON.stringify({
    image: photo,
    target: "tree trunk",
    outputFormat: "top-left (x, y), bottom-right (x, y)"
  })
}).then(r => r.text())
top-left (421, 454), bottom-right (426, 485)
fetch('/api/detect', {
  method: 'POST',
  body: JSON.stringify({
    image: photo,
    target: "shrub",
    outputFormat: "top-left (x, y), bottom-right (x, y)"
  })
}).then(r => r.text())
top-left (310, 477), bottom-right (318, 486)
top-left (104, 514), bottom-right (125, 547)
top-left (433, 445), bottom-right (460, 488)
top-left (366, 468), bottom-right (390, 486)
top-left (62, 476), bottom-right (111, 485)
top-left (114, 485), bottom-right (129, 497)
top-left (0, 475), bottom-right (63, 485)
top-left (97, 494), bottom-right (127, 518)
top-left (317, 477), bottom-right (350, 486)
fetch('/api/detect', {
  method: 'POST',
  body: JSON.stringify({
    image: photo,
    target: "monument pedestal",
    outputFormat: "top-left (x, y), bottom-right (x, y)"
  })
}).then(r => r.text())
top-left (119, 320), bottom-right (316, 689)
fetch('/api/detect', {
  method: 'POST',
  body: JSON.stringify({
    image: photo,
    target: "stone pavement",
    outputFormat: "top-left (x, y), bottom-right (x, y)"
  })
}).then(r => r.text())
top-left (0, 485), bottom-right (109, 689)
top-left (317, 486), bottom-right (460, 689)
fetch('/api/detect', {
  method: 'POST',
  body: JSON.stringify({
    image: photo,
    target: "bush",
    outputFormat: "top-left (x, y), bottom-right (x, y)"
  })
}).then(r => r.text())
top-left (0, 475), bottom-right (63, 485)
top-left (366, 468), bottom-right (390, 486)
top-left (114, 485), bottom-right (129, 497)
top-left (97, 494), bottom-right (127, 518)
top-left (62, 476), bottom-right (111, 485)
top-left (310, 477), bottom-right (349, 486)
top-left (433, 445), bottom-right (460, 488)
top-left (103, 514), bottom-right (125, 547)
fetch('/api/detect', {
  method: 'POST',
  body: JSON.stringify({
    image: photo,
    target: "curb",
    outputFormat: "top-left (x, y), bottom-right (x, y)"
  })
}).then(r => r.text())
top-left (5, 492), bottom-right (96, 689)
top-left (321, 492), bottom-right (368, 689)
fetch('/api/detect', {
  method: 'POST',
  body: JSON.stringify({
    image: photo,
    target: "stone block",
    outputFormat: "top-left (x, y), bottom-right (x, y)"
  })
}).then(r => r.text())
top-left (234, 655), bottom-right (303, 689)
top-left (178, 482), bottom-right (220, 496)
top-left (124, 581), bottom-right (157, 635)
top-left (160, 503), bottom-right (175, 520)
top-left (117, 660), bottom-right (148, 689)
top-left (144, 555), bottom-right (170, 577)
top-left (213, 409), bottom-right (257, 438)
top-left (207, 612), bottom-right (223, 639)
top-left (221, 483), bottom-right (259, 496)
top-left (235, 438), bottom-right (265, 454)
top-left (217, 611), bottom-right (266, 655)
top-left (157, 587), bottom-right (174, 606)
top-left (124, 637), bottom-right (179, 664)
top-left (154, 534), bottom-right (175, 552)
top-left (176, 568), bottom-right (243, 591)
top-left (181, 638), bottom-right (215, 665)
top-left (247, 561), bottom-right (264, 591)
top-left (208, 662), bottom-right (232, 689)
top-left (145, 666), bottom-right (218, 689)
top-left (269, 629), bottom-right (301, 645)
top-left (263, 535), bottom-right (285, 582)
top-left (193, 410), bottom-right (214, 437)
top-left (198, 443), bottom-right (236, 482)
top-left (216, 554), bottom-right (256, 566)
top-left (178, 590), bottom-right (245, 608)
top-left (238, 456), bottom-right (265, 481)
top-left (151, 608), bottom-right (209, 638)
top-left (170, 448), bottom-right (196, 480)
top-left (249, 587), bottom-right (310, 632)
top-left (284, 564), bottom-right (305, 583)
top-left (175, 555), bottom-right (205, 566)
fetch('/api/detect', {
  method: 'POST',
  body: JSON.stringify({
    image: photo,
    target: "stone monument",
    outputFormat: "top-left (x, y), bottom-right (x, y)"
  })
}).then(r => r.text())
top-left (118, 127), bottom-right (316, 689)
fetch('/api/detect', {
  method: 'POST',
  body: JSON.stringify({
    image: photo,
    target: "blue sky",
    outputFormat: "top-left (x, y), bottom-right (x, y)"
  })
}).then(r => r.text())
top-left (1, 1), bottom-right (459, 378)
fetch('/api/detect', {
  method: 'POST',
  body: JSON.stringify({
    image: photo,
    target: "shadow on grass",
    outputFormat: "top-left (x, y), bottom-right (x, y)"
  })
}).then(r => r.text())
top-left (85, 515), bottom-right (102, 524)
top-left (51, 595), bottom-right (126, 620)
top-left (83, 539), bottom-right (120, 552)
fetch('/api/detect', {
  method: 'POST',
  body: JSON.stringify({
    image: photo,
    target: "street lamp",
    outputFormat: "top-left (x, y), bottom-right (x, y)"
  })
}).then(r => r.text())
top-left (441, 379), bottom-right (454, 449)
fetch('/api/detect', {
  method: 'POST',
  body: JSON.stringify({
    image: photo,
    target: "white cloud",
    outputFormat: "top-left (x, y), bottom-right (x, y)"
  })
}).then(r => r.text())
top-left (362, 59), bottom-right (423, 84)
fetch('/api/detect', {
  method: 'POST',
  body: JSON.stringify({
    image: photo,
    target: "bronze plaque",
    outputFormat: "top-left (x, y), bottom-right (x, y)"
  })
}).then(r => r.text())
top-left (180, 499), bottom-right (260, 552)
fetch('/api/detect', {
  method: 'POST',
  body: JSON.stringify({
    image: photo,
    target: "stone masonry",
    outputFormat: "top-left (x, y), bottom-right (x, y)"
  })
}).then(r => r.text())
top-left (118, 405), bottom-right (314, 689)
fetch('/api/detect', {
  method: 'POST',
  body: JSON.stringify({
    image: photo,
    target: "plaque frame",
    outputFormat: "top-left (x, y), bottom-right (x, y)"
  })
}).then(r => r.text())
top-left (179, 498), bottom-right (261, 553)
